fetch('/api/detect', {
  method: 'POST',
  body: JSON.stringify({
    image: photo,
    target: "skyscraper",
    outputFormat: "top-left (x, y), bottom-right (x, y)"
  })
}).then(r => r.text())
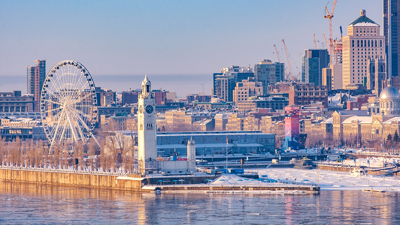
top-left (254, 59), bottom-right (284, 95)
top-left (27, 60), bottom-right (46, 112)
top-left (342, 10), bottom-right (385, 88)
top-left (301, 49), bottom-right (329, 86)
top-left (383, 0), bottom-right (400, 77)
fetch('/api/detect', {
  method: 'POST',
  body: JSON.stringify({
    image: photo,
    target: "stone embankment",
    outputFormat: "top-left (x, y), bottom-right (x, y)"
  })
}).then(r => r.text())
top-left (0, 168), bottom-right (146, 192)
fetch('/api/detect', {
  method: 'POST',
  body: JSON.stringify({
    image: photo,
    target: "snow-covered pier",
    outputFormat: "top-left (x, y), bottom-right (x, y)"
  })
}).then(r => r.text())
top-left (144, 174), bottom-right (320, 195)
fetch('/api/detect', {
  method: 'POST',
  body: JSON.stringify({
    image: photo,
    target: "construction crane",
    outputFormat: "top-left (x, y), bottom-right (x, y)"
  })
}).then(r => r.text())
top-left (273, 44), bottom-right (288, 77)
top-left (282, 39), bottom-right (293, 81)
top-left (273, 44), bottom-right (281, 63)
top-left (324, 0), bottom-right (337, 65)
top-left (323, 33), bottom-right (328, 50)
top-left (313, 34), bottom-right (318, 49)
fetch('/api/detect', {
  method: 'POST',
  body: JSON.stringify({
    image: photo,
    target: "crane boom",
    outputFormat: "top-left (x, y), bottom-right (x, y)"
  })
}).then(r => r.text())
top-left (314, 34), bottom-right (318, 49)
top-left (282, 39), bottom-right (293, 81)
top-left (324, 0), bottom-right (337, 65)
top-left (274, 44), bottom-right (288, 78)
top-left (323, 33), bottom-right (328, 51)
top-left (273, 44), bottom-right (281, 62)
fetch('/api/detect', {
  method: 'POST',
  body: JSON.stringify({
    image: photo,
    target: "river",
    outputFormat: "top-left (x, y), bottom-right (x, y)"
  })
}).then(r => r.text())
top-left (0, 182), bottom-right (400, 224)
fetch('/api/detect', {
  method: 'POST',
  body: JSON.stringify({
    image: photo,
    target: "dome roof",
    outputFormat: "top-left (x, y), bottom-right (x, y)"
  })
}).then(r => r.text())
top-left (380, 86), bottom-right (400, 100)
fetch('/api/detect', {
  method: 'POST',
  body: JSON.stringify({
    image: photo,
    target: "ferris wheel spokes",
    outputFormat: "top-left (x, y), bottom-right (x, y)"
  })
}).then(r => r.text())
top-left (40, 60), bottom-right (98, 149)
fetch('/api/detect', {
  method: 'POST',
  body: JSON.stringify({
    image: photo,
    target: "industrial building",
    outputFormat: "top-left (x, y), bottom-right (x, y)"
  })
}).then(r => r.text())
top-left (155, 131), bottom-right (275, 156)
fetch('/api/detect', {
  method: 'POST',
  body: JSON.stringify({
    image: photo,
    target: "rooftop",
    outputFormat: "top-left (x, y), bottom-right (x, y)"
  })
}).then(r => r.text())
top-left (349, 10), bottom-right (378, 27)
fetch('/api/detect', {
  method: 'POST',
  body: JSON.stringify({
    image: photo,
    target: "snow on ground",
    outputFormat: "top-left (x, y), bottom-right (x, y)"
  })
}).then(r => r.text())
top-left (321, 157), bottom-right (400, 168)
top-left (253, 168), bottom-right (400, 192)
top-left (208, 174), bottom-right (309, 187)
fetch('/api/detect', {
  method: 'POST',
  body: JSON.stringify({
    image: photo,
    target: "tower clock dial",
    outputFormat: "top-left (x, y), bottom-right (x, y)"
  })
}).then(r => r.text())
top-left (145, 105), bottom-right (154, 114)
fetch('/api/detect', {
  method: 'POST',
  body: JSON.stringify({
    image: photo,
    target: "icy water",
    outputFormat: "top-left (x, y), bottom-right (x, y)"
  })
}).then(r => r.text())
top-left (0, 182), bottom-right (400, 224)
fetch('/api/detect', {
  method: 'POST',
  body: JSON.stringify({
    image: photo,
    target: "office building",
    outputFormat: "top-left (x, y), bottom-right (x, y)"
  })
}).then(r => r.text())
top-left (342, 10), bottom-right (385, 89)
top-left (237, 94), bottom-right (288, 112)
top-left (254, 59), bottom-right (284, 95)
top-left (187, 93), bottom-right (211, 103)
top-left (213, 66), bottom-right (254, 102)
top-left (384, 0), bottom-right (400, 77)
top-left (301, 49), bottom-right (329, 86)
top-left (27, 60), bottom-right (46, 112)
top-left (232, 78), bottom-right (263, 105)
top-left (0, 91), bottom-right (34, 113)
top-left (322, 68), bottom-right (332, 91)
top-left (268, 82), bottom-right (328, 108)
top-left (366, 57), bottom-right (386, 96)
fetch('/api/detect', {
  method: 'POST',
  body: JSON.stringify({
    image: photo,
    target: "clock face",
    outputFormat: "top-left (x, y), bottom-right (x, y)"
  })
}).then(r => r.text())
top-left (145, 105), bottom-right (154, 114)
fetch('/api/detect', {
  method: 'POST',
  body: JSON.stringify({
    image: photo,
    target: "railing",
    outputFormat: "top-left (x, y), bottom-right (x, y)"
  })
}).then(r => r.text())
top-left (0, 165), bottom-right (140, 176)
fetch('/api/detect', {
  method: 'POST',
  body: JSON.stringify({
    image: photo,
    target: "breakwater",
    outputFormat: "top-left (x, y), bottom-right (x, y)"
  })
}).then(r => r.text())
top-left (0, 168), bottom-right (146, 192)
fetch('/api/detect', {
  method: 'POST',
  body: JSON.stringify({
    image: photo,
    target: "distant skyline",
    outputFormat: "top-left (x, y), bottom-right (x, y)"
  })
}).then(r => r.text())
top-left (0, 0), bottom-right (382, 77)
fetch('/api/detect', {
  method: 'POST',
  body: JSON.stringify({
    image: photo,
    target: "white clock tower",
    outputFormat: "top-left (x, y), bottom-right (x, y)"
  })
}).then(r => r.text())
top-left (138, 75), bottom-right (157, 174)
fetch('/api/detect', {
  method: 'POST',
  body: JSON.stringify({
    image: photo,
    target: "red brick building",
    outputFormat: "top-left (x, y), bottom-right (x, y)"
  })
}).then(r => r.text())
top-left (268, 82), bottom-right (328, 108)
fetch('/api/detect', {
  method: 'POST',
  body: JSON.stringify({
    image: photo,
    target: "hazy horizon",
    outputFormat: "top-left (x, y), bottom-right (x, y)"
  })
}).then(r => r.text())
top-left (0, 0), bottom-right (382, 77)
top-left (0, 74), bottom-right (212, 98)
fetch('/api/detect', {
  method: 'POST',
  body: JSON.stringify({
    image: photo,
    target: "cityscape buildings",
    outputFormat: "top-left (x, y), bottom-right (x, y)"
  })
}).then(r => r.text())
top-left (0, 91), bottom-right (34, 113)
top-left (27, 60), bottom-right (45, 112)
top-left (301, 49), bottom-right (330, 86)
top-left (213, 65), bottom-right (254, 102)
top-left (232, 77), bottom-right (263, 105)
top-left (384, 0), bottom-right (400, 77)
top-left (342, 10), bottom-right (386, 89)
top-left (254, 59), bottom-right (284, 95)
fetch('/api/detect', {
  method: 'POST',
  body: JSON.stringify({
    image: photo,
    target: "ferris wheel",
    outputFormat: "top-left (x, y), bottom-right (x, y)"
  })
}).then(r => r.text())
top-left (40, 60), bottom-right (99, 149)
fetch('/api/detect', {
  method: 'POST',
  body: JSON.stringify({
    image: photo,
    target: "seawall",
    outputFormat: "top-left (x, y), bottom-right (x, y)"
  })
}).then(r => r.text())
top-left (0, 168), bottom-right (146, 192)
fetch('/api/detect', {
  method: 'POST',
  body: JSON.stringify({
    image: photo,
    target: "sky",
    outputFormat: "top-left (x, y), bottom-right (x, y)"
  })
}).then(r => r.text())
top-left (0, 0), bottom-right (383, 77)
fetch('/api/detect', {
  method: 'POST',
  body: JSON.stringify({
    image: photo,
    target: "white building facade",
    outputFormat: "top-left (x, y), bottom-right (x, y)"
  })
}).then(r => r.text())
top-left (342, 10), bottom-right (386, 88)
top-left (138, 75), bottom-right (157, 174)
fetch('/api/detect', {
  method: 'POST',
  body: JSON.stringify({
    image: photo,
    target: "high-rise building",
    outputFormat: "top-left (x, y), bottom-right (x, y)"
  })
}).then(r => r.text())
top-left (213, 66), bottom-right (254, 102)
top-left (367, 57), bottom-right (386, 96)
top-left (254, 59), bottom-right (284, 95)
top-left (322, 68), bottom-right (332, 91)
top-left (384, 0), bottom-right (400, 77)
top-left (27, 60), bottom-right (46, 112)
top-left (342, 10), bottom-right (385, 89)
top-left (301, 49), bottom-right (329, 86)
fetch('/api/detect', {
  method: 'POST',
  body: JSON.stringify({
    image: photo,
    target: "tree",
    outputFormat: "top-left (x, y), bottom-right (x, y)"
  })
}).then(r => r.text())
top-left (394, 130), bottom-right (399, 142)
top-left (388, 134), bottom-right (393, 141)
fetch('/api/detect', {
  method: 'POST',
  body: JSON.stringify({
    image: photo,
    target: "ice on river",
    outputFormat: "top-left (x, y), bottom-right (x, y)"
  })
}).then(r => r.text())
top-left (253, 168), bottom-right (400, 192)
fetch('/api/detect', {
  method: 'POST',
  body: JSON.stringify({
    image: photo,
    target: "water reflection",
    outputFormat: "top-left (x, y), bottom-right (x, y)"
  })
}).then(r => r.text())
top-left (0, 182), bottom-right (399, 224)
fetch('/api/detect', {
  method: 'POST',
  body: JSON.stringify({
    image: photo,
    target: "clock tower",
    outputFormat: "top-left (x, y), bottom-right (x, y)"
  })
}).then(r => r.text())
top-left (138, 75), bottom-right (157, 174)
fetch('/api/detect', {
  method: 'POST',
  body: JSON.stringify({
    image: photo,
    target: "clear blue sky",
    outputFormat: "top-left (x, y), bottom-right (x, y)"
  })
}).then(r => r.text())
top-left (0, 0), bottom-right (382, 76)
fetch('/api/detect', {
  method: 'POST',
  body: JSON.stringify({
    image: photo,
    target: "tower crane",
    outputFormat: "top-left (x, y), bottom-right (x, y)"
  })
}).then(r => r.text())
top-left (314, 34), bottom-right (318, 49)
top-left (274, 44), bottom-right (288, 78)
top-left (282, 39), bottom-right (294, 81)
top-left (323, 33), bottom-right (329, 51)
top-left (324, 0), bottom-right (337, 65)
top-left (273, 44), bottom-right (281, 63)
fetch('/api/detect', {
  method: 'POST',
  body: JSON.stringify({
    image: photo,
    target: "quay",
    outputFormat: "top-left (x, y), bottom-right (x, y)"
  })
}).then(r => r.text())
top-left (0, 167), bottom-right (319, 194)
